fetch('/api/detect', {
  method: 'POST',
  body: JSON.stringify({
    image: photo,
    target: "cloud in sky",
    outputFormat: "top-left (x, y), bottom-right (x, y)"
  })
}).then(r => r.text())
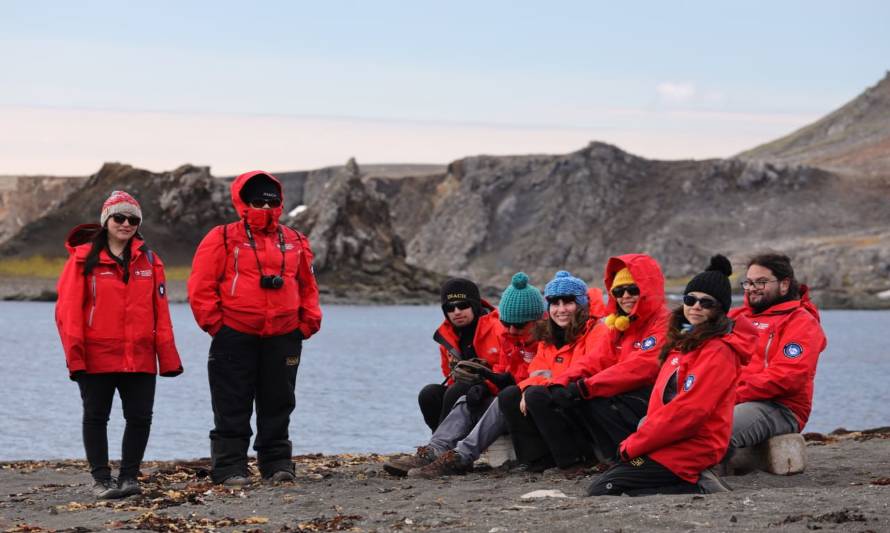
top-left (656, 82), bottom-right (698, 103)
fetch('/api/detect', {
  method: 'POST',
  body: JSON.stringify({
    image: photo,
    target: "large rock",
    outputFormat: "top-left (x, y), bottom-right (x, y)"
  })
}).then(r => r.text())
top-left (285, 159), bottom-right (444, 304)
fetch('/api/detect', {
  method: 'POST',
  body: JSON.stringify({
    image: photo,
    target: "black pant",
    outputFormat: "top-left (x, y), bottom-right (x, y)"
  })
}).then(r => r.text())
top-left (587, 455), bottom-right (699, 496)
top-left (499, 385), bottom-right (557, 467)
top-left (77, 372), bottom-right (156, 481)
top-left (418, 381), bottom-right (472, 431)
top-left (208, 325), bottom-right (302, 482)
top-left (574, 387), bottom-right (651, 462)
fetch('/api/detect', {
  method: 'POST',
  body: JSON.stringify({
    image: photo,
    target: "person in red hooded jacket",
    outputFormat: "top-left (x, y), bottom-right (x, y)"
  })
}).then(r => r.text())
top-left (188, 171), bottom-right (321, 485)
top-left (55, 191), bottom-right (183, 500)
top-left (728, 253), bottom-right (826, 452)
top-left (538, 254), bottom-right (671, 473)
top-left (417, 278), bottom-right (502, 432)
top-left (588, 255), bottom-right (756, 496)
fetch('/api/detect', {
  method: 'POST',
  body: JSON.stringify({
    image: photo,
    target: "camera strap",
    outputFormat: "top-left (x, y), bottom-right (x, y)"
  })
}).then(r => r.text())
top-left (242, 220), bottom-right (286, 278)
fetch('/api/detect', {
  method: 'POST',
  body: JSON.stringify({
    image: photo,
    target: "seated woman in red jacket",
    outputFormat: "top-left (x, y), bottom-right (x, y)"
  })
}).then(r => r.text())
top-left (55, 191), bottom-right (183, 500)
top-left (587, 255), bottom-right (755, 496)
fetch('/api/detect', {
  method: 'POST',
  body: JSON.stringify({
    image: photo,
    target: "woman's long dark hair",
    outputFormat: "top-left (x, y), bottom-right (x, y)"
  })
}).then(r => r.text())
top-left (533, 303), bottom-right (590, 347)
top-left (83, 228), bottom-right (109, 276)
top-left (657, 306), bottom-right (731, 365)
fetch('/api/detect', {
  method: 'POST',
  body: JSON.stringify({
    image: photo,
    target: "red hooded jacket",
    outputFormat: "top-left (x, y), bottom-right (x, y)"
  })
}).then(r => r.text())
top-left (620, 316), bottom-right (757, 483)
top-left (188, 171), bottom-right (322, 338)
top-left (435, 300), bottom-right (502, 385)
top-left (728, 285), bottom-right (826, 429)
top-left (553, 254), bottom-right (671, 398)
top-left (492, 330), bottom-right (539, 385)
top-left (55, 225), bottom-right (182, 378)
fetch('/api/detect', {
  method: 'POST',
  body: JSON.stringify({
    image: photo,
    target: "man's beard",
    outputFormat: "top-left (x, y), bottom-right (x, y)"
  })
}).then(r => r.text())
top-left (751, 291), bottom-right (790, 314)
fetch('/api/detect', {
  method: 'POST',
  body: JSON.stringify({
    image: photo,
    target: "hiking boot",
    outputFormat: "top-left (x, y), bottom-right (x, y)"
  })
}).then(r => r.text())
top-left (117, 477), bottom-right (142, 497)
top-left (697, 468), bottom-right (732, 493)
top-left (407, 450), bottom-right (472, 479)
top-left (268, 470), bottom-right (296, 483)
top-left (92, 478), bottom-right (122, 500)
top-left (221, 474), bottom-right (251, 487)
top-left (383, 446), bottom-right (437, 477)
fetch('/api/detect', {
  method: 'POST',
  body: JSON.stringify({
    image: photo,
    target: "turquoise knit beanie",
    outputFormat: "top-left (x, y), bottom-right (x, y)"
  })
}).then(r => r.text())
top-left (544, 270), bottom-right (589, 307)
top-left (499, 272), bottom-right (546, 324)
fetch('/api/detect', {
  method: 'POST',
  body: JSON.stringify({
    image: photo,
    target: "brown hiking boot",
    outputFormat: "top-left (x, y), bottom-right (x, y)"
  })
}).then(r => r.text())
top-left (407, 450), bottom-right (472, 479)
top-left (383, 446), bottom-right (437, 477)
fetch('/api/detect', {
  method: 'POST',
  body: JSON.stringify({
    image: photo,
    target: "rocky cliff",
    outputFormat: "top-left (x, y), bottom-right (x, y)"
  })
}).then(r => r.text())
top-left (740, 71), bottom-right (890, 179)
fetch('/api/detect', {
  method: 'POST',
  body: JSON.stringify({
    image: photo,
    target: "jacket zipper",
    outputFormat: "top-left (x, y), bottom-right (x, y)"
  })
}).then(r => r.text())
top-left (230, 246), bottom-right (240, 296)
top-left (764, 331), bottom-right (774, 368)
top-left (87, 274), bottom-right (97, 327)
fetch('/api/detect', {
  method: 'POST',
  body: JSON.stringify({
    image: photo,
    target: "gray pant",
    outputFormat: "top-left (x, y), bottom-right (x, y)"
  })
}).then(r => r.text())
top-left (731, 401), bottom-right (799, 449)
top-left (427, 395), bottom-right (509, 465)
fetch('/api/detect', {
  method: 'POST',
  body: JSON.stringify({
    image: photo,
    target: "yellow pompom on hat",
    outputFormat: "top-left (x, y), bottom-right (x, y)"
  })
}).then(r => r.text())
top-left (605, 313), bottom-right (631, 331)
top-left (611, 267), bottom-right (635, 290)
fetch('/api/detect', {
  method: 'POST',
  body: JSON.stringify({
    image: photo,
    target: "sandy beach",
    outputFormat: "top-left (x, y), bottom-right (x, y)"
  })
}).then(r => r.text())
top-left (2, 429), bottom-right (888, 532)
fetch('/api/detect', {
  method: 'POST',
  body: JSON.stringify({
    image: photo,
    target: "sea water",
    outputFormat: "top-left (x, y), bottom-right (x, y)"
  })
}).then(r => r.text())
top-left (0, 302), bottom-right (887, 461)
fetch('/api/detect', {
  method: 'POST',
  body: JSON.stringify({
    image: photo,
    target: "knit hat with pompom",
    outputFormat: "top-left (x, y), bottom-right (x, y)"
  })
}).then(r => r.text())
top-left (684, 254), bottom-right (733, 313)
top-left (544, 270), bottom-right (589, 307)
top-left (499, 272), bottom-right (546, 324)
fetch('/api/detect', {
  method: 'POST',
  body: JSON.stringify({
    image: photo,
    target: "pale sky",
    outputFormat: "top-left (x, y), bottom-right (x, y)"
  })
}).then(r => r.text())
top-left (2, 1), bottom-right (888, 176)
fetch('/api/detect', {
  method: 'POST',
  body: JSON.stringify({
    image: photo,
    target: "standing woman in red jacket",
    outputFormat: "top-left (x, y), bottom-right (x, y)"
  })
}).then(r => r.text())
top-left (587, 255), bottom-right (755, 496)
top-left (55, 191), bottom-right (183, 500)
top-left (188, 171), bottom-right (322, 485)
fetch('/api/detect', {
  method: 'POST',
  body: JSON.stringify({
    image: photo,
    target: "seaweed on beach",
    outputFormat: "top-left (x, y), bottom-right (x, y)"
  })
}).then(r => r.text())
top-left (773, 507), bottom-right (868, 526)
top-left (107, 511), bottom-right (271, 532)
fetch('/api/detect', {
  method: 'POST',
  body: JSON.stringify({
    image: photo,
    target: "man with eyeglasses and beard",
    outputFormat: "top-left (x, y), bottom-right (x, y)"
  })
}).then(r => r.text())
top-left (416, 278), bottom-right (503, 433)
top-left (188, 171), bottom-right (322, 486)
top-left (727, 252), bottom-right (826, 453)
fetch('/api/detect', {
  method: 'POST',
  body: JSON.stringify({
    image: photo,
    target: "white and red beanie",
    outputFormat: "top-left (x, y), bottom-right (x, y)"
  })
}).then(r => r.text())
top-left (100, 190), bottom-right (142, 227)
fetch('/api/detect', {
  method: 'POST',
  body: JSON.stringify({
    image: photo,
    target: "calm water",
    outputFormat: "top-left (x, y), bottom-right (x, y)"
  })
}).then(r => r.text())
top-left (0, 302), bottom-right (887, 461)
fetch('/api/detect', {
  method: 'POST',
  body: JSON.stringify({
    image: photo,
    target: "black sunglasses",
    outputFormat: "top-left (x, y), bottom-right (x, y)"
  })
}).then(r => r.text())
top-left (444, 301), bottom-right (473, 312)
top-left (110, 214), bottom-right (141, 226)
top-left (683, 294), bottom-right (718, 309)
top-left (249, 198), bottom-right (282, 208)
top-left (611, 284), bottom-right (640, 298)
top-left (500, 320), bottom-right (530, 329)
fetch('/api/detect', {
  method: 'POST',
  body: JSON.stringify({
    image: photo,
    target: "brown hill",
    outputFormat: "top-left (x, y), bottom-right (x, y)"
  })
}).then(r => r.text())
top-left (740, 71), bottom-right (890, 178)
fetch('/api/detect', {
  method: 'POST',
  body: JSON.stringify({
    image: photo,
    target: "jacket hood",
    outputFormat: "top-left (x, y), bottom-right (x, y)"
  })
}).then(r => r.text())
top-left (719, 314), bottom-right (758, 366)
top-left (603, 254), bottom-right (666, 322)
top-left (230, 170), bottom-right (284, 216)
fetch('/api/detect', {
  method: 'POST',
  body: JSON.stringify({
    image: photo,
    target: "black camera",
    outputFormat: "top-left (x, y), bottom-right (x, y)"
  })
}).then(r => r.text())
top-left (260, 275), bottom-right (284, 290)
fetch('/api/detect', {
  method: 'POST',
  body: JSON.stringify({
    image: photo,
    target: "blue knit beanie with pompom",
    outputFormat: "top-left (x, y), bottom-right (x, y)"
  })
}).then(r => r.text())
top-left (499, 272), bottom-right (546, 323)
top-left (544, 270), bottom-right (589, 307)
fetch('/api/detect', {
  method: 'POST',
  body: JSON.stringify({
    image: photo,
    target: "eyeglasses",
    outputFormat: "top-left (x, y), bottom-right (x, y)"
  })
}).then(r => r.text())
top-left (500, 320), bottom-right (530, 330)
top-left (683, 294), bottom-right (718, 309)
top-left (740, 278), bottom-right (778, 290)
top-left (611, 284), bottom-right (640, 298)
top-left (249, 198), bottom-right (282, 208)
top-left (444, 301), bottom-right (472, 312)
top-left (110, 214), bottom-right (141, 226)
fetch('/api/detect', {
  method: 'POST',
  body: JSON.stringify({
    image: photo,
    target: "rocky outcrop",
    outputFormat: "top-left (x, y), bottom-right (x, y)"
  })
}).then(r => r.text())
top-left (0, 163), bottom-right (233, 265)
top-left (0, 175), bottom-right (87, 247)
top-left (740, 71), bottom-right (890, 178)
top-left (285, 159), bottom-right (444, 304)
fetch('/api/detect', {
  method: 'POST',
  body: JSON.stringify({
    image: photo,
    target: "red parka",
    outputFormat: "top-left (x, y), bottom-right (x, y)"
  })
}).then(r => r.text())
top-left (729, 285), bottom-right (826, 430)
top-left (435, 300), bottom-right (502, 384)
top-left (620, 316), bottom-right (757, 483)
top-left (492, 330), bottom-right (539, 385)
top-left (188, 171), bottom-right (322, 338)
top-left (518, 321), bottom-right (595, 390)
top-left (55, 225), bottom-right (182, 378)
top-left (553, 254), bottom-right (670, 398)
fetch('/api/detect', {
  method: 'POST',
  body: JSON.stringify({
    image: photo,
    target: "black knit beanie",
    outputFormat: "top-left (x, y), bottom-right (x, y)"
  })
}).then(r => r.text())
top-left (239, 174), bottom-right (280, 204)
top-left (440, 278), bottom-right (482, 316)
top-left (684, 255), bottom-right (733, 313)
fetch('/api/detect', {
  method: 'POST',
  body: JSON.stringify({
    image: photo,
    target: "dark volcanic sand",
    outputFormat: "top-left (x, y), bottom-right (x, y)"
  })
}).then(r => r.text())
top-left (1, 430), bottom-right (889, 533)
